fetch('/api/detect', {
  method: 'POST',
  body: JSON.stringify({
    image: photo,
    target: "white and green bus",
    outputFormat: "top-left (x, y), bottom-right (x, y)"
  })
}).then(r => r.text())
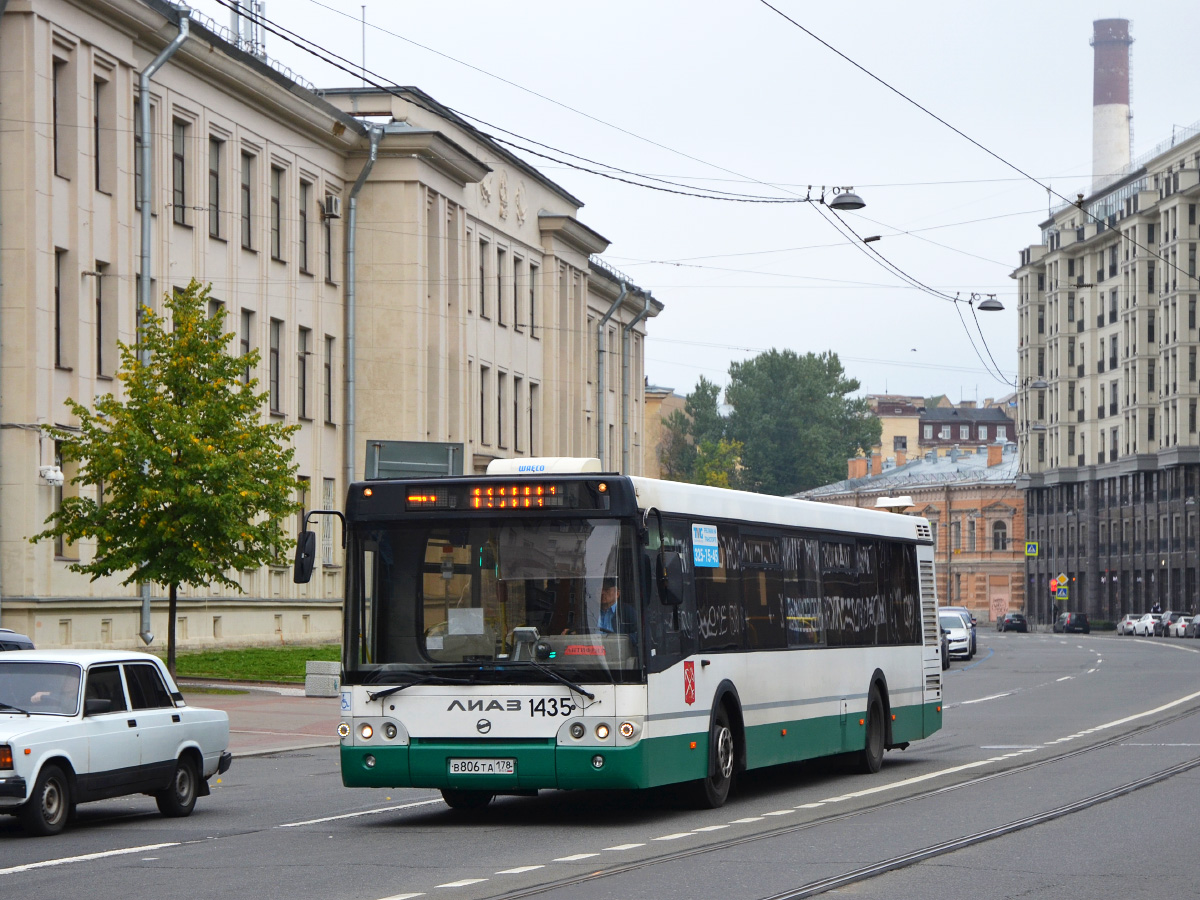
top-left (294, 458), bottom-right (943, 810)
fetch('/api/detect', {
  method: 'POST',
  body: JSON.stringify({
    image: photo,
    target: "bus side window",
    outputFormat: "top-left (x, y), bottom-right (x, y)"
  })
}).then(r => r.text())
top-left (695, 524), bottom-right (743, 653)
top-left (741, 532), bottom-right (786, 651)
top-left (645, 517), bottom-right (696, 673)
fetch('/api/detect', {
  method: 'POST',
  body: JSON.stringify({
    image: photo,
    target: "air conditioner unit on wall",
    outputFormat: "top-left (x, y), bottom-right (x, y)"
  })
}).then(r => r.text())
top-left (323, 194), bottom-right (342, 219)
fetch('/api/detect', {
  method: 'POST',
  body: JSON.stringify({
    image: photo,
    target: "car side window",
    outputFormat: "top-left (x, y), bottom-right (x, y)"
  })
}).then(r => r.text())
top-left (85, 665), bottom-right (128, 713)
top-left (125, 663), bottom-right (173, 709)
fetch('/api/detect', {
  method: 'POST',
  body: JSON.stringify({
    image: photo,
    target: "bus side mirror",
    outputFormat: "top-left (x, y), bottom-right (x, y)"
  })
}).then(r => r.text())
top-left (657, 550), bottom-right (684, 606)
top-left (293, 530), bottom-right (317, 584)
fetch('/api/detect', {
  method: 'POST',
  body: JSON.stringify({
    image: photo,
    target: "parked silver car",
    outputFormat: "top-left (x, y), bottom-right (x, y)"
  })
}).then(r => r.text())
top-left (0, 650), bottom-right (231, 835)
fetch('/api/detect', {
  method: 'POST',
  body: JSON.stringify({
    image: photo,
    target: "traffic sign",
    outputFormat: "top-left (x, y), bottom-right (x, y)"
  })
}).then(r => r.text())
top-left (1056, 574), bottom-right (1068, 586)
top-left (1055, 586), bottom-right (1069, 600)
top-left (1025, 541), bottom-right (1039, 557)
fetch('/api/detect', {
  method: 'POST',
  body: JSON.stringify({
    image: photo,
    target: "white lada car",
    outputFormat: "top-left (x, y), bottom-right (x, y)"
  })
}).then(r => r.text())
top-left (0, 650), bottom-right (231, 835)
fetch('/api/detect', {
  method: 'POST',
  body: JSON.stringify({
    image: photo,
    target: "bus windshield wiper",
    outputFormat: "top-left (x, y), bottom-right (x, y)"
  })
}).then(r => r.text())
top-left (505, 661), bottom-right (596, 702)
top-left (0, 700), bottom-right (30, 716)
top-left (367, 674), bottom-right (475, 702)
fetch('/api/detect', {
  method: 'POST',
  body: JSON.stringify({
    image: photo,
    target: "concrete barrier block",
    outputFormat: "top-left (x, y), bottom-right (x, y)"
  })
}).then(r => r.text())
top-left (305, 673), bottom-right (340, 697)
top-left (306, 660), bottom-right (341, 676)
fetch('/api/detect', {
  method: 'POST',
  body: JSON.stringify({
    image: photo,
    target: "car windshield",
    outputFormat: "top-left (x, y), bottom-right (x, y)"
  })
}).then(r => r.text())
top-left (345, 517), bottom-right (641, 686)
top-left (0, 662), bottom-right (82, 715)
top-left (939, 615), bottom-right (965, 630)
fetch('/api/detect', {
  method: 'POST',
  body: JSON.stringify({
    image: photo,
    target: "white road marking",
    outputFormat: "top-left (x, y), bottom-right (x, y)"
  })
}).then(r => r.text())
top-left (436, 879), bottom-right (487, 888)
top-left (496, 865), bottom-right (544, 874)
top-left (379, 894), bottom-right (425, 900)
top-left (653, 832), bottom-right (694, 841)
top-left (693, 824), bottom-right (730, 832)
top-left (962, 691), bottom-right (1014, 705)
top-left (1122, 743), bottom-right (1200, 747)
top-left (1088, 668), bottom-right (1097, 674)
top-left (730, 816), bottom-right (764, 823)
top-left (553, 853), bottom-right (600, 862)
top-left (280, 798), bottom-right (443, 827)
top-left (604, 843), bottom-right (646, 851)
top-left (0, 843), bottom-right (182, 876)
top-left (795, 802), bottom-right (824, 809)
top-left (763, 809), bottom-right (795, 816)
top-left (1057, 676), bottom-right (1074, 682)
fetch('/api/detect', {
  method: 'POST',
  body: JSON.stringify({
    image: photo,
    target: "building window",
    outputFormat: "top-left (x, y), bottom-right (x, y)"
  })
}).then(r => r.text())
top-left (478, 239), bottom-right (489, 318)
top-left (529, 382), bottom-right (540, 455)
top-left (924, 424), bottom-right (933, 440)
top-left (321, 478), bottom-right (336, 564)
top-left (959, 425), bottom-right (970, 440)
top-left (53, 58), bottom-right (70, 177)
top-left (54, 249), bottom-right (65, 369)
top-left (298, 181), bottom-right (311, 273)
top-left (240, 152), bottom-right (254, 249)
top-left (968, 518), bottom-right (976, 551)
top-left (528, 263), bottom-right (538, 337)
top-left (939, 425), bottom-right (950, 440)
top-left (269, 319), bottom-right (282, 413)
top-left (172, 120), bottom-right (188, 225)
top-left (240, 309), bottom-right (253, 384)
top-left (997, 425), bottom-right (1007, 441)
top-left (894, 435), bottom-right (907, 452)
top-left (513, 375), bottom-right (523, 452)
top-left (496, 247), bottom-right (506, 326)
top-left (93, 76), bottom-right (113, 192)
top-left (323, 201), bottom-right (335, 282)
top-left (497, 371), bottom-right (507, 448)
top-left (208, 138), bottom-right (223, 238)
top-left (324, 336), bottom-right (334, 424)
top-left (270, 166), bottom-right (283, 260)
top-left (978, 425), bottom-right (987, 441)
top-left (992, 522), bottom-right (1008, 551)
top-left (1148, 310), bottom-right (1156, 344)
top-left (94, 263), bottom-right (108, 376)
top-left (479, 365), bottom-right (490, 445)
top-left (297, 327), bottom-right (310, 419)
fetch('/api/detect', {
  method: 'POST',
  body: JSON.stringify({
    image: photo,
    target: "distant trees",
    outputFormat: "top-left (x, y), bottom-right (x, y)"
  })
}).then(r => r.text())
top-left (658, 350), bottom-right (879, 496)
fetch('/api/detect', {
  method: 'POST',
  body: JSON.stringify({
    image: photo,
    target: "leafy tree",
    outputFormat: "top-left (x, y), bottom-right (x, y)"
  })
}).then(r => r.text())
top-left (32, 280), bottom-right (302, 674)
top-left (726, 349), bottom-right (879, 495)
top-left (658, 376), bottom-right (737, 485)
top-left (693, 438), bottom-right (744, 489)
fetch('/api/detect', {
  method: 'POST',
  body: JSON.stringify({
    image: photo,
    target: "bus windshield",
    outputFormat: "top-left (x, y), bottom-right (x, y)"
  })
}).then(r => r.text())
top-left (345, 517), bottom-right (641, 685)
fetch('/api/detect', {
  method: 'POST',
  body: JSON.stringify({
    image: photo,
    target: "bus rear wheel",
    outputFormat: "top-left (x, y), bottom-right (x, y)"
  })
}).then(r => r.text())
top-left (856, 685), bottom-right (885, 774)
top-left (688, 703), bottom-right (735, 808)
top-left (441, 788), bottom-right (494, 811)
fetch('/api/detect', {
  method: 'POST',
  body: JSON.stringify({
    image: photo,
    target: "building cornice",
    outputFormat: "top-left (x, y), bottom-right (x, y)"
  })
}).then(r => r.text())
top-left (377, 128), bottom-right (490, 186)
top-left (538, 213), bottom-right (609, 256)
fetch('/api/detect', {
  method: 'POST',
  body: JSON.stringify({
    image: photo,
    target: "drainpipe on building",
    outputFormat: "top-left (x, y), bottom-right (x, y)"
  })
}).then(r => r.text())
top-left (596, 284), bottom-right (626, 469)
top-left (620, 290), bottom-right (651, 474)
top-left (344, 125), bottom-right (381, 494)
top-left (0, 0), bottom-right (10, 623)
top-left (945, 482), bottom-right (953, 605)
top-left (135, 8), bottom-right (190, 646)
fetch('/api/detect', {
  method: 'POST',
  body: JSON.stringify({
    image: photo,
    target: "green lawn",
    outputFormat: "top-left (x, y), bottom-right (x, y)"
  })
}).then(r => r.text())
top-left (171, 644), bottom-right (340, 683)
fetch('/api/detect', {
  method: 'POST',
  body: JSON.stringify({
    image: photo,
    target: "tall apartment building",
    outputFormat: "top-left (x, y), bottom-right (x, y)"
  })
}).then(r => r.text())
top-left (0, 0), bottom-right (661, 647)
top-left (1014, 124), bottom-right (1200, 624)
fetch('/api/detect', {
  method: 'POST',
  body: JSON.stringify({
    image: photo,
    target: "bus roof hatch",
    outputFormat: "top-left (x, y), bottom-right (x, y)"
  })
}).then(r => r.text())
top-left (486, 457), bottom-right (602, 476)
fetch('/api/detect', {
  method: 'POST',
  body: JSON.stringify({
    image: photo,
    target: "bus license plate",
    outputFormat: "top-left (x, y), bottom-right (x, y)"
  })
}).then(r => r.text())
top-left (449, 758), bottom-right (516, 775)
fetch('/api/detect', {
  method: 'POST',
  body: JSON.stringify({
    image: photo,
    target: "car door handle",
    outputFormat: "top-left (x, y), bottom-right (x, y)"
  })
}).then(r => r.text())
top-left (127, 719), bottom-right (137, 728)
top-left (172, 715), bottom-right (181, 723)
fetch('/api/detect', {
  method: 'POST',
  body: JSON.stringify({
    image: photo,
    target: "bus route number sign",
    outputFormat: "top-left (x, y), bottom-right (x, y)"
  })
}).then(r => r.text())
top-left (692, 524), bottom-right (720, 568)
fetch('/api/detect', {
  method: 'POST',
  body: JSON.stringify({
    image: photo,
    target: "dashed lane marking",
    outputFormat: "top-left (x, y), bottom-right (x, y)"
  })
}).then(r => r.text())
top-left (280, 798), bottom-right (443, 827)
top-left (603, 843), bottom-right (646, 851)
top-left (962, 691), bottom-right (1014, 705)
top-left (1057, 676), bottom-right (1074, 682)
top-left (730, 817), bottom-right (765, 823)
top-left (0, 843), bottom-right (181, 876)
top-left (435, 879), bottom-right (487, 889)
top-left (653, 832), bottom-right (695, 841)
top-left (553, 853), bottom-right (600, 862)
top-left (496, 865), bottom-right (544, 874)
top-left (693, 825), bottom-right (730, 832)
top-left (764, 809), bottom-right (795, 816)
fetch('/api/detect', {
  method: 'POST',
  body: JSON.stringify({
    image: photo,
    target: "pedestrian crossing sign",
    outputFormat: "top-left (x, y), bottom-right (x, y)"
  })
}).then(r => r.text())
top-left (1025, 541), bottom-right (1038, 557)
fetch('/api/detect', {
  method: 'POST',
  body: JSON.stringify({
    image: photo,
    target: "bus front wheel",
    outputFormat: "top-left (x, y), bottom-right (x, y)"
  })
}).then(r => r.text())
top-left (688, 703), bottom-right (736, 808)
top-left (856, 685), bottom-right (885, 775)
top-left (441, 789), bottom-right (494, 811)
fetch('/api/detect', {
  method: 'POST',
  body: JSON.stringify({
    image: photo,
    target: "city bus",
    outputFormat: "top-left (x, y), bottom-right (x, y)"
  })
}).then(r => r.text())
top-left (293, 458), bottom-right (943, 809)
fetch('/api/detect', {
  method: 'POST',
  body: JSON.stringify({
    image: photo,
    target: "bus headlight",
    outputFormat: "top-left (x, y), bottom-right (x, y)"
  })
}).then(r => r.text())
top-left (337, 723), bottom-right (350, 738)
top-left (383, 722), bottom-right (398, 740)
top-left (569, 722), bottom-right (586, 740)
top-left (360, 723), bottom-right (374, 740)
top-left (595, 723), bottom-right (610, 740)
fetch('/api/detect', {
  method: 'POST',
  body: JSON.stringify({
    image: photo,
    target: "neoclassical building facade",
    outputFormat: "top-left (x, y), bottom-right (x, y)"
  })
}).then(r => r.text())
top-left (0, 0), bottom-right (661, 647)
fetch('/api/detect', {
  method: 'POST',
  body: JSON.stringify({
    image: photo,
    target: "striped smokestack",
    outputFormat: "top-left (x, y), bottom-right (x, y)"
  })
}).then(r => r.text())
top-left (1091, 18), bottom-right (1133, 192)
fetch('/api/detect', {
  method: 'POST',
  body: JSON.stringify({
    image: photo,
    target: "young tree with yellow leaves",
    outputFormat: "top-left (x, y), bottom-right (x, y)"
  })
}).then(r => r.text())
top-left (32, 280), bottom-right (302, 674)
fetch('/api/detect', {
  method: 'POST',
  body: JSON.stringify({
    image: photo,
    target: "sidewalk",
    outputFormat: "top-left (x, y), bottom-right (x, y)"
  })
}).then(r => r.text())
top-left (180, 682), bottom-right (342, 757)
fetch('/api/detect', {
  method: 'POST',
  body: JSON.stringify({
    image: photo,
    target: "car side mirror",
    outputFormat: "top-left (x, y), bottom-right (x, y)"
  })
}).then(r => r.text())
top-left (656, 550), bottom-right (684, 606)
top-left (293, 530), bottom-right (317, 584)
top-left (85, 697), bottom-right (113, 716)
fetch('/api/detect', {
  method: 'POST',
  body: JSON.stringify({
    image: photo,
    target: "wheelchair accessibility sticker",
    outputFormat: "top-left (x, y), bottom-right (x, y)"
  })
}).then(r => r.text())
top-left (340, 691), bottom-right (351, 712)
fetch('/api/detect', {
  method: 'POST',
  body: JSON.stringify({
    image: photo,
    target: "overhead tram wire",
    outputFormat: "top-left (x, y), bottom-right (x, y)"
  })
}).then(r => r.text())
top-left (756, 0), bottom-right (1198, 293)
top-left (217, 0), bottom-right (1018, 377)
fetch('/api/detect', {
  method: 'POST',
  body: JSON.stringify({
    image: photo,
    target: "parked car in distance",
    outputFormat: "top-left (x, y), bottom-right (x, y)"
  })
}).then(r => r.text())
top-left (941, 605), bottom-right (977, 655)
top-left (1169, 615), bottom-right (1192, 637)
top-left (1132, 613), bottom-right (1161, 636)
top-left (1186, 616), bottom-right (1200, 639)
top-left (1155, 611), bottom-right (1186, 636)
top-left (1116, 614), bottom-right (1140, 635)
top-left (1053, 612), bottom-right (1091, 634)
top-left (997, 612), bottom-right (1029, 633)
top-left (0, 628), bottom-right (34, 651)
top-left (940, 627), bottom-right (950, 670)
top-left (939, 612), bottom-right (972, 660)
top-left (0, 649), bottom-right (232, 835)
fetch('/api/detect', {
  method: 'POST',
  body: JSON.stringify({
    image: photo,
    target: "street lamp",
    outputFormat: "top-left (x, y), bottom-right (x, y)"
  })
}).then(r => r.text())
top-left (806, 186), bottom-right (867, 211)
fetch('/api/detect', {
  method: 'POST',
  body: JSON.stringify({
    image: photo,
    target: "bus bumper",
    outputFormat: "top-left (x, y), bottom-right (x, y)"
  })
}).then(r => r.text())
top-left (340, 739), bottom-right (659, 791)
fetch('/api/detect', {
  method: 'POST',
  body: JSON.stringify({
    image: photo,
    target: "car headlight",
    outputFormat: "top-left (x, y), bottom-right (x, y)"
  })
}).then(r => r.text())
top-left (0, 745), bottom-right (11, 770)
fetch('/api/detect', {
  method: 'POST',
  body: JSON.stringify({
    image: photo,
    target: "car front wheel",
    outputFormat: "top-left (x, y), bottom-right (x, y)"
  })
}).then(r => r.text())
top-left (20, 763), bottom-right (71, 836)
top-left (156, 756), bottom-right (199, 818)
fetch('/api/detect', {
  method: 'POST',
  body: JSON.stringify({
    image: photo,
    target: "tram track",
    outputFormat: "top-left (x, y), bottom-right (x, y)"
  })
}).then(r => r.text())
top-left (477, 703), bottom-right (1200, 900)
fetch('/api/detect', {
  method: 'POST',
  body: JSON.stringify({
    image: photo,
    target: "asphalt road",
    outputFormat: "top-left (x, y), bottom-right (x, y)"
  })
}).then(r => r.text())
top-left (4, 631), bottom-right (1200, 900)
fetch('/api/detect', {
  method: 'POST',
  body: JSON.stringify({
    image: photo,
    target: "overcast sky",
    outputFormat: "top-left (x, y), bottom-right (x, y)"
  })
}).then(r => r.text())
top-left (189, 0), bottom-right (1200, 405)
